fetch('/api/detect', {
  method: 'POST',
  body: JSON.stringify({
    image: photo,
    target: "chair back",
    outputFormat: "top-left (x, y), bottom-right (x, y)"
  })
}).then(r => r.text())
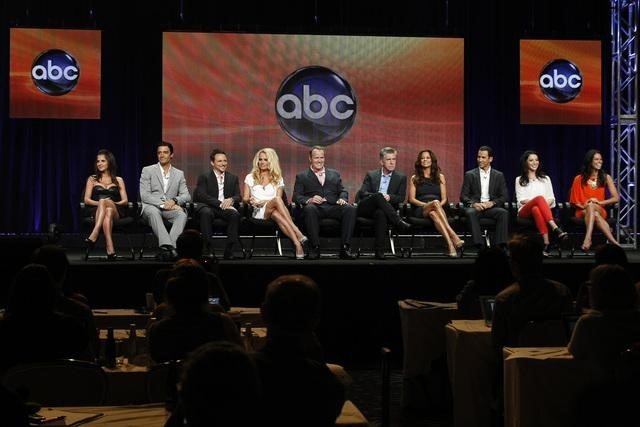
top-left (146, 360), bottom-right (182, 409)
top-left (517, 319), bottom-right (567, 347)
top-left (2, 359), bottom-right (107, 406)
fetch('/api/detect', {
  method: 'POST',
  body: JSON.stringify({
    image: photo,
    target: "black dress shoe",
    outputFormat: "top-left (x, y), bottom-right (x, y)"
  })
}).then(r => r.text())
top-left (307, 246), bottom-right (321, 260)
top-left (223, 250), bottom-right (236, 260)
top-left (396, 220), bottom-right (411, 232)
top-left (374, 250), bottom-right (386, 260)
top-left (339, 245), bottom-right (356, 260)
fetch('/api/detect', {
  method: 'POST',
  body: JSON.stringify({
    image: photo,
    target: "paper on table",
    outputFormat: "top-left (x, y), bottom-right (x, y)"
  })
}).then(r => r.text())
top-left (36, 408), bottom-right (103, 426)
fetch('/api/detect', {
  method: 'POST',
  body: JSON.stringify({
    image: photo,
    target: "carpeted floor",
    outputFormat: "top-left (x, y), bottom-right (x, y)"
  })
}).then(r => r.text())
top-left (348, 368), bottom-right (452, 427)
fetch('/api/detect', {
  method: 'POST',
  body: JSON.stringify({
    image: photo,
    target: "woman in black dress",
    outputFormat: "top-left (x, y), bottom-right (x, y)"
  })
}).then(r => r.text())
top-left (83, 149), bottom-right (128, 259)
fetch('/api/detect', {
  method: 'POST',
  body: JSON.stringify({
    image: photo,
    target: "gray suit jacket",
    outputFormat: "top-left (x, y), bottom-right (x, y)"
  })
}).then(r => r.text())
top-left (139, 163), bottom-right (191, 213)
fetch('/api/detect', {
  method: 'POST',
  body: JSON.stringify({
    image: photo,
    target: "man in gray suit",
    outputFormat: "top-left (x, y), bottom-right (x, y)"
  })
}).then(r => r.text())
top-left (460, 145), bottom-right (509, 249)
top-left (140, 142), bottom-right (191, 259)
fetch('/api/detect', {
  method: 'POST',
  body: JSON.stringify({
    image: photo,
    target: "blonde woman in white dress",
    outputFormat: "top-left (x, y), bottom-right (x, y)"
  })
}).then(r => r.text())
top-left (244, 148), bottom-right (308, 259)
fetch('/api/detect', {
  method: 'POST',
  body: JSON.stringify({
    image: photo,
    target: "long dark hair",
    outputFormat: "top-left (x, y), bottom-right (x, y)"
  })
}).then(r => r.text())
top-left (93, 149), bottom-right (118, 185)
top-left (580, 149), bottom-right (606, 187)
top-left (518, 150), bottom-right (547, 187)
top-left (413, 149), bottom-right (441, 185)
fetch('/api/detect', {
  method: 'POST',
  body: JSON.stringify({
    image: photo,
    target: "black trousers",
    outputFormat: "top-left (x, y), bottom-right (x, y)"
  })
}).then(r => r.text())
top-left (356, 193), bottom-right (400, 249)
top-left (302, 203), bottom-right (357, 247)
top-left (197, 205), bottom-right (241, 248)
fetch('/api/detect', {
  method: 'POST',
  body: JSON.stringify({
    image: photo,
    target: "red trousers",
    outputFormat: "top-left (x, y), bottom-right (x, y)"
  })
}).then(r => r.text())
top-left (518, 195), bottom-right (553, 234)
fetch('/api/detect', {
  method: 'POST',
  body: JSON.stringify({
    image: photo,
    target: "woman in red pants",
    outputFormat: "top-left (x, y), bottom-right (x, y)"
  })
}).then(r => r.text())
top-left (515, 150), bottom-right (567, 256)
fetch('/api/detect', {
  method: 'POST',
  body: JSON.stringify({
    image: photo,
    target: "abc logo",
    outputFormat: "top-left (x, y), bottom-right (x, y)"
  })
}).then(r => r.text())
top-left (538, 59), bottom-right (582, 103)
top-left (275, 66), bottom-right (356, 146)
top-left (31, 49), bottom-right (80, 96)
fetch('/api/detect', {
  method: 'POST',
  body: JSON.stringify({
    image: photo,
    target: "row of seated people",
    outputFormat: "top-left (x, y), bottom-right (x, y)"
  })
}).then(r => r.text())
top-left (82, 143), bottom-right (620, 260)
top-left (0, 243), bottom-right (352, 426)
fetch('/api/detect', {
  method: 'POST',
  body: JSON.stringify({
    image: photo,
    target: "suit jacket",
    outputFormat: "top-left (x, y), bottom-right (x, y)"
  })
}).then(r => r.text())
top-left (356, 169), bottom-right (407, 208)
top-left (139, 163), bottom-right (191, 213)
top-left (460, 167), bottom-right (509, 207)
top-left (193, 171), bottom-right (241, 209)
top-left (293, 168), bottom-right (348, 206)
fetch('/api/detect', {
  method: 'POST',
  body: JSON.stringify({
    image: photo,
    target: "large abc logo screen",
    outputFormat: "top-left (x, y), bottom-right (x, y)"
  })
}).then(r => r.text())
top-left (275, 66), bottom-right (357, 146)
top-left (31, 49), bottom-right (80, 96)
top-left (10, 28), bottom-right (101, 119)
top-left (520, 39), bottom-right (601, 125)
top-left (538, 59), bottom-right (582, 103)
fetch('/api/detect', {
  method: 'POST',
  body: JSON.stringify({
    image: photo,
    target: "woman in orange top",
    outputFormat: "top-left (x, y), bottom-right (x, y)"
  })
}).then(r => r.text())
top-left (569, 149), bottom-right (620, 251)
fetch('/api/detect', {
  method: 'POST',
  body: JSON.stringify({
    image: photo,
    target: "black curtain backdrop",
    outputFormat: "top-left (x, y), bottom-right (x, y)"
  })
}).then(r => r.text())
top-left (0, 0), bottom-right (609, 232)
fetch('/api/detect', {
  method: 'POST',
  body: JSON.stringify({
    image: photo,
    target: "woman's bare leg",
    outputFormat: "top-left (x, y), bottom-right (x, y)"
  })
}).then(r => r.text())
top-left (88, 198), bottom-right (108, 241)
top-left (265, 198), bottom-right (305, 241)
top-left (594, 212), bottom-right (619, 245)
top-left (429, 211), bottom-right (455, 255)
top-left (582, 203), bottom-right (597, 250)
top-left (433, 203), bottom-right (463, 246)
top-left (270, 210), bottom-right (304, 256)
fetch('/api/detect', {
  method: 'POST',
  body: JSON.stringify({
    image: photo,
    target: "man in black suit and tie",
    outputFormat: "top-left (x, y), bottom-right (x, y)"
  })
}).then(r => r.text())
top-left (356, 147), bottom-right (411, 259)
top-left (193, 149), bottom-right (242, 259)
top-left (460, 145), bottom-right (509, 248)
top-left (293, 146), bottom-right (357, 260)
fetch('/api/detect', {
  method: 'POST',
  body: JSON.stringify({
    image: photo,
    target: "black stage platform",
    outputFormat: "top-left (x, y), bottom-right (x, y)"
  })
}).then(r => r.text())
top-left (2, 234), bottom-right (639, 365)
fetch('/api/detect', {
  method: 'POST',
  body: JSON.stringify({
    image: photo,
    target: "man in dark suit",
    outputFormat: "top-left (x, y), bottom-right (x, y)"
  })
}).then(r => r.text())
top-left (193, 149), bottom-right (242, 259)
top-left (460, 145), bottom-right (509, 248)
top-left (356, 147), bottom-right (411, 259)
top-left (293, 146), bottom-right (357, 260)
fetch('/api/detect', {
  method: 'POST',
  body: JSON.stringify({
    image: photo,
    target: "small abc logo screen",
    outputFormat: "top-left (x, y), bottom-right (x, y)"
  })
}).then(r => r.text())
top-left (520, 39), bottom-right (601, 125)
top-left (10, 28), bottom-right (101, 119)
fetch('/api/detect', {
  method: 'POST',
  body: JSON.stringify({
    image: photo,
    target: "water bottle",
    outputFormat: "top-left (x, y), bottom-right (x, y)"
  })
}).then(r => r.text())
top-left (128, 323), bottom-right (137, 360)
top-left (243, 322), bottom-right (254, 351)
top-left (105, 327), bottom-right (116, 368)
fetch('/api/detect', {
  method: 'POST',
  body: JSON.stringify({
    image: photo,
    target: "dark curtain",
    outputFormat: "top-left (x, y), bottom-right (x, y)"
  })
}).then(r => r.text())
top-left (0, 0), bottom-right (610, 232)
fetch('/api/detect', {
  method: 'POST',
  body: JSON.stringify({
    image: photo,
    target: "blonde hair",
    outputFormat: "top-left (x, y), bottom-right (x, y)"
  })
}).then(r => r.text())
top-left (251, 148), bottom-right (282, 185)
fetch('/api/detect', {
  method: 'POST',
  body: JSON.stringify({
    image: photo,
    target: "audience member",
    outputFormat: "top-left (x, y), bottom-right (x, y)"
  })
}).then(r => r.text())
top-left (0, 264), bottom-right (90, 373)
top-left (492, 233), bottom-right (573, 352)
top-left (575, 244), bottom-right (635, 313)
top-left (31, 245), bottom-right (99, 359)
top-left (151, 230), bottom-right (230, 312)
top-left (147, 261), bottom-right (241, 363)
top-left (253, 274), bottom-right (345, 427)
top-left (569, 264), bottom-right (640, 362)
top-left (456, 246), bottom-right (513, 319)
top-left (165, 341), bottom-right (261, 427)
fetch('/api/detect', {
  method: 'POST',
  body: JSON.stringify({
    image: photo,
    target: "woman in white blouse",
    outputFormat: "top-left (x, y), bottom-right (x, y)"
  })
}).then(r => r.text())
top-left (515, 150), bottom-right (567, 256)
top-left (244, 148), bottom-right (307, 259)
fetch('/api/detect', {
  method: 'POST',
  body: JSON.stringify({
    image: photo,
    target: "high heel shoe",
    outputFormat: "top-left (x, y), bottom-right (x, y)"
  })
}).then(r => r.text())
top-left (84, 237), bottom-right (96, 248)
top-left (106, 252), bottom-right (118, 261)
top-left (542, 245), bottom-right (550, 258)
top-left (552, 227), bottom-right (568, 240)
top-left (300, 236), bottom-right (308, 244)
top-left (295, 248), bottom-right (305, 260)
top-left (454, 239), bottom-right (465, 249)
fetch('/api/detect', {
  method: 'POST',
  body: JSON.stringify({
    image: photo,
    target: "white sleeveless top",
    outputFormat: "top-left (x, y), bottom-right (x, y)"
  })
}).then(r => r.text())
top-left (244, 174), bottom-right (284, 219)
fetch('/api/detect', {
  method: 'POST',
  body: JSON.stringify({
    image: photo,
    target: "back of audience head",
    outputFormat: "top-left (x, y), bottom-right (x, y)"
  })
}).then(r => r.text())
top-left (589, 264), bottom-right (637, 311)
top-left (593, 244), bottom-right (628, 268)
top-left (507, 233), bottom-right (543, 281)
top-left (262, 274), bottom-right (321, 334)
top-left (7, 264), bottom-right (56, 316)
top-left (31, 244), bottom-right (69, 292)
top-left (473, 246), bottom-right (513, 294)
top-left (179, 341), bottom-right (261, 427)
top-left (176, 230), bottom-right (204, 260)
top-left (164, 260), bottom-right (209, 313)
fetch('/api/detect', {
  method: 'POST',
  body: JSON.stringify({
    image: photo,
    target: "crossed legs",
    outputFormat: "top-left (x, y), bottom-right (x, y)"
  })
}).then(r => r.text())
top-left (87, 198), bottom-right (120, 255)
top-left (423, 201), bottom-right (463, 255)
top-left (519, 195), bottom-right (563, 245)
top-left (263, 197), bottom-right (306, 257)
top-left (581, 202), bottom-right (619, 251)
